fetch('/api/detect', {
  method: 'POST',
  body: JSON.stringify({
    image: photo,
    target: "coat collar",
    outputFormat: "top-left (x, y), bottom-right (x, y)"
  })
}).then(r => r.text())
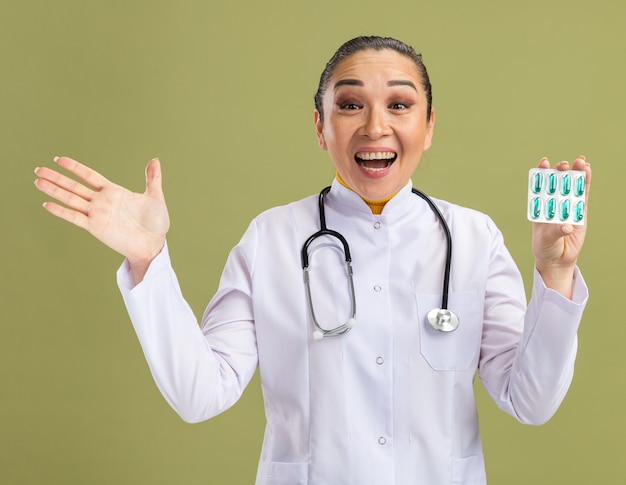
top-left (328, 178), bottom-right (415, 216)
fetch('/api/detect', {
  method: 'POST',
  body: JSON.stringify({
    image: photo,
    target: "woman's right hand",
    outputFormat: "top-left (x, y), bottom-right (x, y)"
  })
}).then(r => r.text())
top-left (34, 156), bottom-right (170, 284)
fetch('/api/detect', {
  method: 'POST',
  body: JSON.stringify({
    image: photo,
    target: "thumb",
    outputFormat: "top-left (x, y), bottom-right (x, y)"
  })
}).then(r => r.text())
top-left (560, 224), bottom-right (575, 236)
top-left (145, 158), bottom-right (164, 196)
top-left (534, 221), bottom-right (573, 248)
top-left (543, 222), bottom-right (571, 238)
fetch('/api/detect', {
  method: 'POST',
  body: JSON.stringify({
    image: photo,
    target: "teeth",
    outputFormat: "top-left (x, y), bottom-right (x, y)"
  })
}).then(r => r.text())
top-left (360, 164), bottom-right (390, 172)
top-left (355, 151), bottom-right (396, 161)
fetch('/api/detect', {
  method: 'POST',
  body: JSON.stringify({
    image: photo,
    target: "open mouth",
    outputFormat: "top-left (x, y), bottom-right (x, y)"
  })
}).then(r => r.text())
top-left (355, 151), bottom-right (397, 172)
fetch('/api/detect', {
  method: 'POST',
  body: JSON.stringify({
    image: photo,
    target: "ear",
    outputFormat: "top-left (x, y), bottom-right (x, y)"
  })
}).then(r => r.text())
top-left (314, 110), bottom-right (327, 150)
top-left (423, 108), bottom-right (436, 151)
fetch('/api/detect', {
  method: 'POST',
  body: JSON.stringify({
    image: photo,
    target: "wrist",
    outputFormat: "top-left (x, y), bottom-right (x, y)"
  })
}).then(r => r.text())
top-left (535, 262), bottom-right (576, 299)
top-left (127, 239), bottom-right (165, 285)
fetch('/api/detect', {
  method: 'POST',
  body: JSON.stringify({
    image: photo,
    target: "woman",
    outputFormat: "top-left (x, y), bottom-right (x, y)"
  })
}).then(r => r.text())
top-left (34, 36), bottom-right (591, 484)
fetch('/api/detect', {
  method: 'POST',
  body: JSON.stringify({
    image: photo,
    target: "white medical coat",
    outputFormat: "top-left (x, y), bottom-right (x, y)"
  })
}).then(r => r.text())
top-left (117, 180), bottom-right (588, 485)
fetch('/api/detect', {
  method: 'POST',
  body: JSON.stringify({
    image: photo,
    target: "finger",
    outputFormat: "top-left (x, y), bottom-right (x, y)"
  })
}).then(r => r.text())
top-left (145, 158), bottom-right (164, 197)
top-left (53, 156), bottom-right (110, 191)
top-left (34, 166), bottom-right (95, 201)
top-left (34, 177), bottom-right (91, 214)
top-left (571, 155), bottom-right (591, 181)
top-left (537, 157), bottom-right (550, 169)
top-left (41, 201), bottom-right (90, 231)
top-left (554, 160), bottom-right (570, 171)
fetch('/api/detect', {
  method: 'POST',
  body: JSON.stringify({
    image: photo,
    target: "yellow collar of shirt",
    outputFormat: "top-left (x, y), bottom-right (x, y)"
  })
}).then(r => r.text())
top-left (335, 172), bottom-right (403, 215)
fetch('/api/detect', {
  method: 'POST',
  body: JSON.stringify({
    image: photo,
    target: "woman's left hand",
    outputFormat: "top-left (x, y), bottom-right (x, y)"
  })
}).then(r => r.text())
top-left (532, 155), bottom-right (592, 299)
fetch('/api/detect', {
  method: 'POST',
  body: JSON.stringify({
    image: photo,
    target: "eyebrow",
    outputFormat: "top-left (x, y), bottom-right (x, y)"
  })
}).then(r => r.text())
top-left (333, 79), bottom-right (363, 89)
top-left (333, 79), bottom-right (418, 91)
top-left (388, 80), bottom-right (417, 90)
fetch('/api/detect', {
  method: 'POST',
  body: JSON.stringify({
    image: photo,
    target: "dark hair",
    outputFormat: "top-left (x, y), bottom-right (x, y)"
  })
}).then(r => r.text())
top-left (314, 36), bottom-right (433, 122)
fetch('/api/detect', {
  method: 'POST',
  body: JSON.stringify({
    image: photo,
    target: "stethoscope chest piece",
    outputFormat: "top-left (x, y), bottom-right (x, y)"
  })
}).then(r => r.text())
top-left (426, 308), bottom-right (460, 332)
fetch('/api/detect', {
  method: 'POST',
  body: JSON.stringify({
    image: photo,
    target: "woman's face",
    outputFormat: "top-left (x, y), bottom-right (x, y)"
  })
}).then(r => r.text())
top-left (315, 49), bottom-right (435, 200)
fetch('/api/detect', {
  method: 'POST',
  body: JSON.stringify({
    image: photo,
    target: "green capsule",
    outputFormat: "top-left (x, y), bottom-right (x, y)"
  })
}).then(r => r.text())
top-left (574, 200), bottom-right (584, 222)
top-left (532, 172), bottom-right (543, 193)
top-left (546, 198), bottom-right (556, 220)
top-left (547, 172), bottom-right (557, 194)
top-left (531, 197), bottom-right (542, 219)
top-left (560, 199), bottom-right (570, 220)
top-left (561, 173), bottom-right (571, 195)
top-left (575, 175), bottom-right (585, 196)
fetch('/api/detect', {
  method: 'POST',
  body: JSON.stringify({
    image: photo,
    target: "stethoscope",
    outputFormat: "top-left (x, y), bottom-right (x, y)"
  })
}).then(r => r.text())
top-left (301, 186), bottom-right (459, 340)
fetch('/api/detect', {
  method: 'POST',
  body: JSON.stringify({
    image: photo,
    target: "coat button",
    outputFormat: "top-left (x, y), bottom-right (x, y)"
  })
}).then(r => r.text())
top-left (374, 221), bottom-right (382, 229)
top-left (378, 437), bottom-right (387, 445)
top-left (376, 356), bottom-right (384, 365)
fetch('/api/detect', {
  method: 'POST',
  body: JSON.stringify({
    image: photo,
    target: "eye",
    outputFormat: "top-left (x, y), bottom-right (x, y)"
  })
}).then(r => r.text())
top-left (389, 102), bottom-right (411, 110)
top-left (338, 102), bottom-right (362, 110)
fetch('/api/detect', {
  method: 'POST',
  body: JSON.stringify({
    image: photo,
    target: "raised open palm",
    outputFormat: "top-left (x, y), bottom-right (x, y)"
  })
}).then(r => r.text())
top-left (35, 156), bottom-right (170, 280)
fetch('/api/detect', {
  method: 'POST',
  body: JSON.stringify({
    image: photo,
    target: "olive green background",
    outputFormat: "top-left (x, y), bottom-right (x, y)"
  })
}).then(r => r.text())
top-left (1, 0), bottom-right (623, 483)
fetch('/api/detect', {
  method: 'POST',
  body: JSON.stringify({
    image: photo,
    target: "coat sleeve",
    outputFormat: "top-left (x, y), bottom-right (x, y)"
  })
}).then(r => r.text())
top-left (117, 235), bottom-right (259, 424)
top-left (478, 220), bottom-right (588, 425)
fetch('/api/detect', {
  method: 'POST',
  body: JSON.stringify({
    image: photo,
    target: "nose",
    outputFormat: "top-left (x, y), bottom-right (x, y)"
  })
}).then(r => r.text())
top-left (360, 106), bottom-right (391, 139)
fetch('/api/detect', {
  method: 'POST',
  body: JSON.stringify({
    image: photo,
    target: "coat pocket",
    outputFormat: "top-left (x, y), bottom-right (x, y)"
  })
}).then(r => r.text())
top-left (256, 460), bottom-right (308, 484)
top-left (452, 454), bottom-right (486, 484)
top-left (416, 291), bottom-right (482, 371)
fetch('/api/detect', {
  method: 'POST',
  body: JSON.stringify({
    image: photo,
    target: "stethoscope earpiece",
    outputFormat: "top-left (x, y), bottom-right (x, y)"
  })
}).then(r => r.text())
top-left (312, 318), bottom-right (357, 340)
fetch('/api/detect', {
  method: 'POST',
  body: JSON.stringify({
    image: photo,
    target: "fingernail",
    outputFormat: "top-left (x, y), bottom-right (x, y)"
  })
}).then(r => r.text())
top-left (42, 202), bottom-right (48, 208)
top-left (53, 156), bottom-right (59, 162)
top-left (34, 167), bottom-right (40, 174)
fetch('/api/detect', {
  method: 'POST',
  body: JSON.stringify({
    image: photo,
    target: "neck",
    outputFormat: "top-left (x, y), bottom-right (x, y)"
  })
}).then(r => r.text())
top-left (335, 172), bottom-right (402, 215)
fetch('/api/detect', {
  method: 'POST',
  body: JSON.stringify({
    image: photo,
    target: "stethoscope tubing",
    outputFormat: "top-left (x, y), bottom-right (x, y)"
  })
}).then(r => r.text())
top-left (411, 188), bottom-right (452, 311)
top-left (301, 187), bottom-right (351, 269)
top-left (302, 187), bottom-right (357, 338)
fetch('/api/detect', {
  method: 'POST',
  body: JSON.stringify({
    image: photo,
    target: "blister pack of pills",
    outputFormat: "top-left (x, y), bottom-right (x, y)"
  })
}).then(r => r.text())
top-left (527, 168), bottom-right (586, 225)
